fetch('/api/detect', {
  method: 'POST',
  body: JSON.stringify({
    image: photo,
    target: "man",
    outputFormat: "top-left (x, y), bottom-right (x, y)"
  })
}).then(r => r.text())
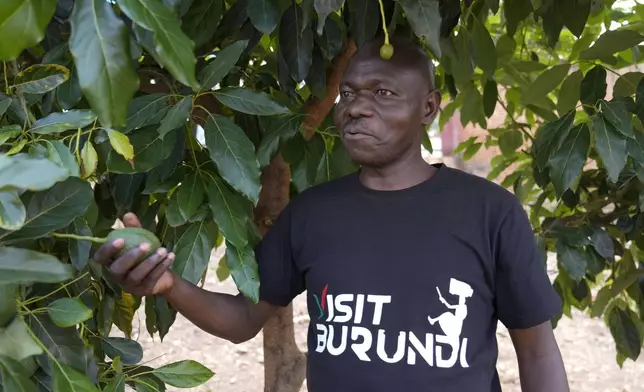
top-left (94, 36), bottom-right (569, 391)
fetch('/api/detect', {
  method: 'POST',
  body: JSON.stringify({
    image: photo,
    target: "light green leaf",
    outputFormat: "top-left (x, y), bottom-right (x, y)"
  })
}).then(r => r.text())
top-left (204, 172), bottom-right (252, 249)
top-left (397, 0), bottom-right (441, 58)
top-left (30, 110), bottom-right (96, 135)
top-left (314, 0), bottom-right (344, 35)
top-left (524, 64), bottom-right (571, 105)
top-left (103, 337), bottom-right (143, 365)
top-left (47, 298), bottom-right (92, 328)
top-left (257, 114), bottom-right (302, 167)
top-left (0, 0), bottom-right (56, 60)
top-left (471, 16), bottom-right (497, 77)
top-left (0, 284), bottom-right (17, 327)
top-left (172, 221), bottom-right (217, 285)
top-left (556, 241), bottom-right (587, 282)
top-left (248, 0), bottom-right (281, 35)
top-left (107, 126), bottom-right (177, 173)
top-left (557, 69), bottom-right (583, 115)
top-left (107, 129), bottom-right (134, 161)
top-left (0, 177), bottom-right (93, 244)
top-left (199, 40), bottom-right (249, 91)
top-left (0, 125), bottom-right (21, 147)
top-left (592, 112), bottom-right (628, 183)
top-left (548, 123), bottom-right (590, 197)
top-left (117, 0), bottom-right (199, 89)
top-left (580, 29), bottom-right (644, 60)
top-left (0, 190), bottom-right (25, 230)
top-left (43, 140), bottom-right (80, 177)
top-left (608, 307), bottom-right (642, 361)
top-left (0, 355), bottom-right (39, 392)
top-left (0, 247), bottom-right (73, 284)
top-left (69, 0), bottom-right (140, 128)
top-left (13, 64), bottom-right (69, 95)
top-left (279, 4), bottom-right (314, 82)
top-left (0, 155), bottom-right (69, 192)
top-left (0, 316), bottom-right (43, 361)
top-left (225, 242), bottom-right (260, 304)
top-left (214, 88), bottom-right (290, 116)
top-left (159, 97), bottom-right (192, 138)
top-left (80, 141), bottom-right (98, 179)
top-left (152, 360), bottom-right (214, 388)
top-left (203, 113), bottom-right (261, 203)
top-left (53, 362), bottom-right (99, 392)
top-left (113, 292), bottom-right (137, 339)
top-left (498, 129), bottom-right (523, 156)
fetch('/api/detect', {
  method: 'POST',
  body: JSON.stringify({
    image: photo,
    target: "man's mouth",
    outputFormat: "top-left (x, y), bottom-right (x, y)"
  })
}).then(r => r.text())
top-left (343, 128), bottom-right (373, 139)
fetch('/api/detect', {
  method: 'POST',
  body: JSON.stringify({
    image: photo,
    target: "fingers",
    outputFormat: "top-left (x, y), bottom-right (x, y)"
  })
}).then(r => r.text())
top-left (122, 212), bottom-right (142, 228)
top-left (123, 248), bottom-right (168, 287)
top-left (92, 239), bottom-right (125, 266)
top-left (141, 254), bottom-right (175, 292)
top-left (108, 243), bottom-right (152, 280)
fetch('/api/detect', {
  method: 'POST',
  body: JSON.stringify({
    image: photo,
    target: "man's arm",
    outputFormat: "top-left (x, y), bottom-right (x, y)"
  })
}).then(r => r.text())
top-left (509, 321), bottom-right (569, 392)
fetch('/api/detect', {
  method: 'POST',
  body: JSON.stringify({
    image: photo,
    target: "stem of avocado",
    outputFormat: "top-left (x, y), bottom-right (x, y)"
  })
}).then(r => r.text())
top-left (51, 232), bottom-right (108, 244)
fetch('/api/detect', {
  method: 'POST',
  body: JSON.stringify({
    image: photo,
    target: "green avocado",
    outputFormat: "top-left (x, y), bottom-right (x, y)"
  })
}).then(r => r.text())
top-left (106, 228), bottom-right (162, 259)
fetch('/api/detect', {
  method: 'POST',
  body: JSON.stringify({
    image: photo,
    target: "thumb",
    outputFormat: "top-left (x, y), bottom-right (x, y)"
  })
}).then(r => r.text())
top-left (122, 212), bottom-right (142, 228)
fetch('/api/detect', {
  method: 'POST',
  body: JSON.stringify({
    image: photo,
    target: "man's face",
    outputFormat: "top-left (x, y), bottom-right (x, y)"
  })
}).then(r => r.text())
top-left (333, 52), bottom-right (438, 167)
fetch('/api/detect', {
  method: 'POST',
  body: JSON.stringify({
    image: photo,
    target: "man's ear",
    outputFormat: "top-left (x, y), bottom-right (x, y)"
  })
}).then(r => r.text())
top-left (421, 90), bottom-right (441, 126)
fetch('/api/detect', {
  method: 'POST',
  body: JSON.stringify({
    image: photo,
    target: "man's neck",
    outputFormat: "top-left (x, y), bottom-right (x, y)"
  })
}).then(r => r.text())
top-left (358, 154), bottom-right (437, 191)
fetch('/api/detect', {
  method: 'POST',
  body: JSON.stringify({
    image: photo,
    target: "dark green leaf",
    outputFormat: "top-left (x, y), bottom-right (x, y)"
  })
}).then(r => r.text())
top-left (580, 29), bottom-right (644, 60)
top-left (0, 283), bottom-right (17, 327)
top-left (183, 0), bottom-right (224, 48)
top-left (592, 112), bottom-right (628, 183)
top-left (257, 114), bottom-right (302, 167)
top-left (198, 40), bottom-right (249, 91)
top-left (397, 0), bottom-right (441, 58)
top-left (613, 72), bottom-right (644, 98)
top-left (557, 69), bottom-right (583, 115)
top-left (279, 4), bottom-right (313, 82)
top-left (133, 374), bottom-right (166, 392)
top-left (524, 64), bottom-right (570, 105)
top-left (347, 0), bottom-right (378, 47)
top-left (103, 337), bottom-right (143, 365)
top-left (103, 374), bottom-right (125, 392)
top-left (460, 83), bottom-right (486, 128)
top-left (117, 0), bottom-right (199, 89)
top-left (225, 242), bottom-right (260, 304)
top-left (0, 177), bottom-right (93, 244)
top-left (144, 296), bottom-right (157, 338)
top-left (107, 127), bottom-right (177, 173)
top-left (204, 172), bottom-right (252, 249)
top-left (247, 0), bottom-right (281, 35)
top-left (319, 14), bottom-right (344, 59)
top-left (13, 64), bottom-right (69, 95)
top-left (57, 69), bottom-right (83, 110)
top-left (122, 94), bottom-right (169, 134)
top-left (30, 110), bottom-right (97, 134)
top-left (0, 316), bottom-right (43, 361)
top-left (69, 0), bottom-right (140, 129)
top-left (314, 0), bottom-right (344, 36)
top-left (504, 0), bottom-right (533, 36)
top-left (0, 247), bottom-right (73, 284)
top-left (42, 140), bottom-right (80, 178)
top-left (0, 97), bottom-right (11, 117)
top-left (483, 79), bottom-right (498, 117)
top-left (52, 362), bottom-right (99, 392)
top-left (556, 241), bottom-right (587, 282)
top-left (291, 133), bottom-right (325, 192)
top-left (580, 65), bottom-right (607, 112)
top-left (68, 218), bottom-right (92, 270)
top-left (152, 360), bottom-right (214, 388)
top-left (176, 172), bottom-right (205, 223)
top-left (601, 99), bottom-right (633, 139)
top-left (159, 97), bottom-right (192, 138)
top-left (498, 129), bottom-right (523, 156)
top-left (591, 227), bottom-right (614, 259)
top-left (471, 17), bottom-right (497, 77)
top-left (0, 355), bottom-right (39, 392)
top-left (561, 0), bottom-right (591, 38)
top-left (548, 123), bottom-right (590, 196)
top-left (0, 190), bottom-right (25, 230)
top-left (0, 0), bottom-right (56, 60)
top-left (203, 113), bottom-right (261, 203)
top-left (608, 307), bottom-right (642, 361)
top-left (214, 88), bottom-right (289, 116)
top-left (47, 298), bottom-right (92, 328)
top-left (172, 221), bottom-right (217, 284)
top-left (154, 297), bottom-right (176, 341)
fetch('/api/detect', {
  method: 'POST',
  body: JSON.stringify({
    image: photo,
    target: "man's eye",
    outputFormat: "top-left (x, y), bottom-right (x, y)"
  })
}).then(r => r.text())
top-left (376, 89), bottom-right (393, 96)
top-left (340, 91), bottom-right (353, 98)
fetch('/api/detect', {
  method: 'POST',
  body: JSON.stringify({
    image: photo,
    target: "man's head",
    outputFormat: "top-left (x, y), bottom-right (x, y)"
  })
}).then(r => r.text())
top-left (333, 35), bottom-right (441, 167)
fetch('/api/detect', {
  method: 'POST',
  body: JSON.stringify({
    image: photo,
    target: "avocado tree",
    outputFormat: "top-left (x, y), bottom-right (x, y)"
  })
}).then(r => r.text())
top-left (1, 0), bottom-right (644, 391)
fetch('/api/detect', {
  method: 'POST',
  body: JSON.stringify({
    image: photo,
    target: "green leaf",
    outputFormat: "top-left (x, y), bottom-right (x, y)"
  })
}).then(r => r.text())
top-left (548, 123), bottom-right (590, 197)
top-left (247, 0), bottom-right (281, 35)
top-left (347, 0), bottom-right (378, 47)
top-left (0, 283), bottom-right (17, 327)
top-left (103, 374), bottom-right (125, 392)
top-left (0, 190), bottom-right (25, 230)
top-left (113, 292), bottom-right (137, 339)
top-left (29, 110), bottom-right (96, 135)
top-left (152, 360), bottom-right (214, 388)
top-left (498, 129), bottom-right (523, 156)
top-left (279, 4), bottom-right (314, 82)
top-left (107, 127), bottom-right (177, 173)
top-left (291, 133), bottom-right (325, 192)
top-left (601, 99), bottom-right (633, 139)
top-left (69, 0), bottom-right (140, 129)
top-left (214, 88), bottom-right (289, 116)
top-left (0, 154), bottom-right (69, 191)
top-left (483, 79), bottom-right (498, 118)
top-left (107, 129), bottom-right (135, 161)
top-left (80, 141), bottom-right (98, 179)
top-left (53, 362), bottom-right (100, 392)
top-left (13, 64), bottom-right (69, 95)
top-left (117, 0), bottom-right (199, 89)
top-left (471, 17), bottom-right (497, 77)
top-left (608, 307), bottom-right (642, 361)
top-left (561, 0), bottom-right (591, 38)
top-left (504, 0), bottom-right (533, 36)
top-left (0, 355), bottom-right (39, 392)
top-left (591, 227), bottom-right (614, 259)
top-left (524, 64), bottom-right (571, 105)
top-left (183, 0), bottom-right (224, 48)
top-left (0, 177), bottom-right (93, 244)
top-left (68, 218), bottom-right (92, 270)
top-left (172, 221), bottom-right (217, 284)
top-left (199, 40), bottom-right (248, 91)
top-left (57, 69), bottom-right (83, 110)
top-left (103, 337), bottom-right (143, 365)
top-left (47, 298), bottom-right (92, 328)
top-left (43, 140), bottom-right (80, 178)
top-left (556, 241), bottom-right (587, 282)
top-left (314, 0), bottom-right (344, 35)
top-left (225, 242), bottom-right (260, 303)
top-left (133, 374), bottom-right (166, 392)
top-left (0, 97), bottom-right (11, 117)
top-left (159, 97), bottom-right (192, 138)
top-left (0, 125), bottom-right (20, 147)
top-left (592, 112), bottom-right (628, 183)
top-left (204, 172), bottom-right (252, 249)
top-left (122, 94), bottom-right (169, 133)
top-left (397, 0), bottom-right (441, 58)
top-left (613, 72), bottom-right (644, 98)
top-left (0, 247), bottom-right (73, 284)
top-left (0, 0), bottom-right (56, 60)
top-left (579, 29), bottom-right (644, 60)
top-left (580, 65), bottom-right (607, 112)
top-left (178, 172), bottom-right (206, 221)
top-left (0, 316), bottom-right (43, 361)
top-left (557, 69), bottom-right (583, 115)
top-left (257, 114), bottom-right (302, 167)
top-left (203, 113), bottom-right (261, 203)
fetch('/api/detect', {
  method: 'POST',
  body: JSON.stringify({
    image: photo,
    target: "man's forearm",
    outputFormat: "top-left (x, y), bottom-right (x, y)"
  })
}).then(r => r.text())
top-left (161, 276), bottom-right (261, 343)
top-left (517, 352), bottom-right (569, 392)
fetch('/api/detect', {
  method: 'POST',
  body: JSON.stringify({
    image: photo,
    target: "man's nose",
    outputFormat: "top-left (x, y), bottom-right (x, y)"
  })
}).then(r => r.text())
top-left (347, 93), bottom-right (374, 118)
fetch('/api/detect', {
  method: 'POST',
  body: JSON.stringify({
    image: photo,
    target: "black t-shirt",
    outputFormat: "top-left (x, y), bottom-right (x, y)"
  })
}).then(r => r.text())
top-left (255, 163), bottom-right (561, 392)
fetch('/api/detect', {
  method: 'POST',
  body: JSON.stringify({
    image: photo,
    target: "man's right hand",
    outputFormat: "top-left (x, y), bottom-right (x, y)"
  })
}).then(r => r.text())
top-left (93, 213), bottom-right (176, 297)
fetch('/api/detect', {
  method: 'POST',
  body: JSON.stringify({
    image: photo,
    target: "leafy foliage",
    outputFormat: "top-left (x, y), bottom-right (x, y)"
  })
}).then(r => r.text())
top-left (1, 0), bottom-right (644, 390)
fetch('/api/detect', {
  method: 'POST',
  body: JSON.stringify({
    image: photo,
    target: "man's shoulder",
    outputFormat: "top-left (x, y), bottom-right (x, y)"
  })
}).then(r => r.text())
top-left (443, 165), bottom-right (522, 211)
top-left (288, 172), bottom-right (358, 210)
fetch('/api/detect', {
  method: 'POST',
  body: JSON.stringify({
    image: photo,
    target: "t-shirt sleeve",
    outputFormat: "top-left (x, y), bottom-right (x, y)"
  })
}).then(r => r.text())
top-left (494, 198), bottom-right (562, 330)
top-left (254, 204), bottom-right (305, 307)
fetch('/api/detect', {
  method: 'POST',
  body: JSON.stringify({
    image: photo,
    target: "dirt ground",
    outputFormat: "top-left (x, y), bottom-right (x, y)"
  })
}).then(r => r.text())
top-left (116, 247), bottom-right (644, 392)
